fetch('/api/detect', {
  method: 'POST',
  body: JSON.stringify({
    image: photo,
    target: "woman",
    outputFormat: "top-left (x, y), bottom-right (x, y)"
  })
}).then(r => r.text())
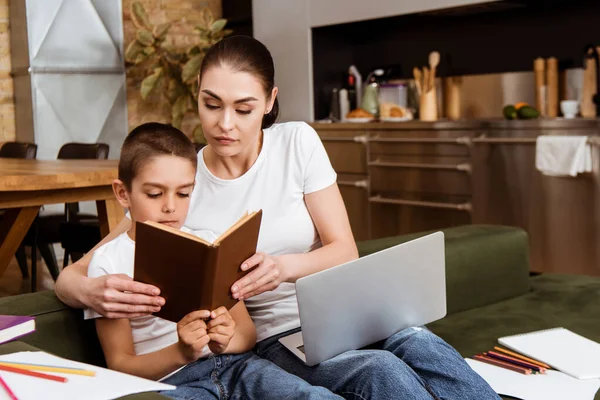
top-left (56, 35), bottom-right (499, 399)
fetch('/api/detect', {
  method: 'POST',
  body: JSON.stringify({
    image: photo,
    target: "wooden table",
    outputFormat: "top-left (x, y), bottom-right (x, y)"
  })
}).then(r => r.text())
top-left (0, 159), bottom-right (124, 279)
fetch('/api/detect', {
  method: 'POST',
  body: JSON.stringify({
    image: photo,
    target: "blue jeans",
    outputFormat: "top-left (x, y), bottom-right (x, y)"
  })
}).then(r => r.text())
top-left (159, 351), bottom-right (342, 399)
top-left (254, 326), bottom-right (500, 400)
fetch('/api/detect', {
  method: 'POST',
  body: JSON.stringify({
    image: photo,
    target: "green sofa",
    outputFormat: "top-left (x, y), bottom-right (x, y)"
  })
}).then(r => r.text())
top-left (1, 224), bottom-right (599, 399)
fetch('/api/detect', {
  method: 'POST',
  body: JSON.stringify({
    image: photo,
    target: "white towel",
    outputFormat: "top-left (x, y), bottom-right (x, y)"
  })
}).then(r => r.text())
top-left (535, 136), bottom-right (592, 177)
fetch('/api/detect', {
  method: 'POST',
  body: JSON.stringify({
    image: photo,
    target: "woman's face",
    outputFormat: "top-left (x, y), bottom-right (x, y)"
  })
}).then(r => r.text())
top-left (198, 65), bottom-right (277, 158)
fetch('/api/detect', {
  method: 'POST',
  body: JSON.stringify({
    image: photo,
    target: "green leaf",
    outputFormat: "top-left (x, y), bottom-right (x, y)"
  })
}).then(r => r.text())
top-left (194, 25), bottom-right (207, 33)
top-left (181, 54), bottom-right (203, 84)
top-left (193, 124), bottom-right (206, 144)
top-left (142, 46), bottom-right (155, 56)
top-left (202, 8), bottom-right (214, 28)
top-left (187, 45), bottom-right (201, 56)
top-left (172, 95), bottom-right (189, 128)
top-left (153, 23), bottom-right (172, 39)
top-left (222, 29), bottom-right (234, 37)
top-left (140, 68), bottom-right (163, 100)
top-left (136, 29), bottom-right (154, 46)
top-left (167, 79), bottom-right (184, 102)
top-left (134, 52), bottom-right (149, 64)
top-left (131, 2), bottom-right (151, 30)
top-left (124, 40), bottom-right (144, 63)
top-left (210, 19), bottom-right (227, 33)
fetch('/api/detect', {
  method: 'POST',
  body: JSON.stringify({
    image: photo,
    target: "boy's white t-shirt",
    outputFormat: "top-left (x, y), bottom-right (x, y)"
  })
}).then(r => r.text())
top-left (84, 229), bottom-right (217, 359)
top-left (185, 121), bottom-right (337, 342)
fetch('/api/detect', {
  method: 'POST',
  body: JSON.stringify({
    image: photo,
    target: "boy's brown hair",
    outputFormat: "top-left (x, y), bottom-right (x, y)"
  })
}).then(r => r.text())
top-left (119, 122), bottom-right (198, 190)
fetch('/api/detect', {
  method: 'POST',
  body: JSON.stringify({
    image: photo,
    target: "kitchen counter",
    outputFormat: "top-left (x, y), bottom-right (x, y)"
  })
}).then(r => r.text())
top-left (311, 118), bottom-right (600, 131)
top-left (311, 118), bottom-right (600, 276)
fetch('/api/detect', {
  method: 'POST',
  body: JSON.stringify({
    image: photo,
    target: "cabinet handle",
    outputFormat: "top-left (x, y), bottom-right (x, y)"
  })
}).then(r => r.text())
top-left (320, 135), bottom-right (368, 144)
top-left (368, 160), bottom-right (471, 173)
top-left (369, 136), bottom-right (472, 146)
top-left (369, 195), bottom-right (472, 212)
top-left (337, 179), bottom-right (368, 188)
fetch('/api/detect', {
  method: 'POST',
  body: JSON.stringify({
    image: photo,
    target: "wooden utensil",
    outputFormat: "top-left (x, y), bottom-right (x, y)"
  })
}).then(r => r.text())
top-left (413, 67), bottom-right (423, 95)
top-left (581, 48), bottom-right (597, 118)
top-left (546, 57), bottom-right (558, 118)
top-left (423, 66), bottom-right (430, 92)
top-left (429, 51), bottom-right (440, 91)
top-left (534, 57), bottom-right (546, 116)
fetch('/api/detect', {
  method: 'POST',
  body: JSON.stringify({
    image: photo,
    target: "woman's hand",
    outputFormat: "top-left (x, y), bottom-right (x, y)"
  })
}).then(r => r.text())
top-left (231, 252), bottom-right (287, 300)
top-left (84, 274), bottom-right (165, 319)
top-left (206, 307), bottom-right (236, 354)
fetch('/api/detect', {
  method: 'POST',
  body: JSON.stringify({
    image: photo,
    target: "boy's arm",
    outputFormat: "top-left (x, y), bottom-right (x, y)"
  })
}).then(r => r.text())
top-left (96, 318), bottom-right (189, 381)
top-left (208, 301), bottom-right (256, 354)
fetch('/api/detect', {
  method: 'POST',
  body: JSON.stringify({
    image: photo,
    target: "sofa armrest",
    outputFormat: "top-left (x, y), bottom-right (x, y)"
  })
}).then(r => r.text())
top-left (356, 225), bottom-right (531, 315)
top-left (0, 291), bottom-right (105, 366)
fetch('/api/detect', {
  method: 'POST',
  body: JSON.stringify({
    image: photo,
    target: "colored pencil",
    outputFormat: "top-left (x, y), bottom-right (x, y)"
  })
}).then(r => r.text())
top-left (473, 354), bottom-right (532, 375)
top-left (0, 361), bottom-right (95, 377)
top-left (0, 364), bottom-right (67, 383)
top-left (485, 351), bottom-right (546, 373)
top-left (0, 375), bottom-right (18, 400)
top-left (493, 346), bottom-right (552, 369)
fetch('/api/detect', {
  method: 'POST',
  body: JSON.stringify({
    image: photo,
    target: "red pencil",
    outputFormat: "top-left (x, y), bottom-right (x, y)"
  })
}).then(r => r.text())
top-left (0, 364), bottom-right (67, 383)
top-left (473, 354), bottom-right (532, 375)
top-left (0, 375), bottom-right (18, 400)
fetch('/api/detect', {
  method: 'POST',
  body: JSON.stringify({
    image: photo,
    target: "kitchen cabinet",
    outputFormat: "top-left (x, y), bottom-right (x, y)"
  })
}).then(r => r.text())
top-left (312, 119), bottom-right (600, 276)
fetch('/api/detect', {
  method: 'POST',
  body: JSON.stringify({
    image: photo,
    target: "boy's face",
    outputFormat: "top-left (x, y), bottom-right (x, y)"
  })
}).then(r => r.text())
top-left (113, 155), bottom-right (196, 233)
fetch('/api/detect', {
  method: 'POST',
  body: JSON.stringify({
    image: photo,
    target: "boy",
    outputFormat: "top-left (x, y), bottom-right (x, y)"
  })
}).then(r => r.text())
top-left (84, 123), bottom-right (339, 399)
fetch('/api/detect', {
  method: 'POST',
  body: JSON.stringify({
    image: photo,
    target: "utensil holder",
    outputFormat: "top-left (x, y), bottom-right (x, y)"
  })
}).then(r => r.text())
top-left (419, 88), bottom-right (438, 121)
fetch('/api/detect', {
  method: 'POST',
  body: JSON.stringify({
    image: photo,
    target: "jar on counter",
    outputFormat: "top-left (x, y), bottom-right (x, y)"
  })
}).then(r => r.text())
top-left (378, 83), bottom-right (407, 108)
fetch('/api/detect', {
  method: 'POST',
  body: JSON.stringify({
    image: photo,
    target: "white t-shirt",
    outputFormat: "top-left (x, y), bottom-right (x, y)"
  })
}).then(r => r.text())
top-left (185, 121), bottom-right (337, 342)
top-left (84, 229), bottom-right (216, 358)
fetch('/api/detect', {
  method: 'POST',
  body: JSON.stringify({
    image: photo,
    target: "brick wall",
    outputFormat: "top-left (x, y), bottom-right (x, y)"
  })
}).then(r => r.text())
top-left (123, 0), bottom-right (222, 139)
top-left (0, 0), bottom-right (14, 142)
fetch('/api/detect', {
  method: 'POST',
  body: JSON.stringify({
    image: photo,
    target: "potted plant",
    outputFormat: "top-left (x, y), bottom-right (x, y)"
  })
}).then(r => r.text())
top-left (124, 1), bottom-right (231, 143)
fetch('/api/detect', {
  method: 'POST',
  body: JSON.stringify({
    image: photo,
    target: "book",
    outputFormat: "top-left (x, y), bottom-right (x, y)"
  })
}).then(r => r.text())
top-left (0, 315), bottom-right (35, 345)
top-left (134, 210), bottom-right (262, 323)
top-left (498, 327), bottom-right (600, 380)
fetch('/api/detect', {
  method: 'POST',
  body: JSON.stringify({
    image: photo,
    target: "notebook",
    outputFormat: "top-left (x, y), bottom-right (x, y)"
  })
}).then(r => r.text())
top-left (466, 358), bottom-right (600, 400)
top-left (0, 351), bottom-right (174, 399)
top-left (0, 316), bottom-right (35, 345)
top-left (498, 327), bottom-right (600, 380)
top-left (134, 210), bottom-right (262, 322)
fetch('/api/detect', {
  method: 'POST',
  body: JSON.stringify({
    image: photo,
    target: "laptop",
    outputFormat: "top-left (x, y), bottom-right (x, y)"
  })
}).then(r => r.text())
top-left (279, 232), bottom-right (446, 366)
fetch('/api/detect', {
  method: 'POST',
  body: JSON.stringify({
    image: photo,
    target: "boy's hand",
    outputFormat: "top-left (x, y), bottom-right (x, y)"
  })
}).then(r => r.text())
top-left (207, 307), bottom-right (236, 354)
top-left (177, 310), bottom-right (211, 363)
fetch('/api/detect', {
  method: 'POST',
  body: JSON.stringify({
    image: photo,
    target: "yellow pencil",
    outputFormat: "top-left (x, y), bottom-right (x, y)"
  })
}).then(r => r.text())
top-left (0, 361), bottom-right (96, 377)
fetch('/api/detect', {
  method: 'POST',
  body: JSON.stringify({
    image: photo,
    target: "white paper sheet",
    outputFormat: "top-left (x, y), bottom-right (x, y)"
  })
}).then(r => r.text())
top-left (466, 358), bottom-right (600, 400)
top-left (0, 351), bottom-right (175, 400)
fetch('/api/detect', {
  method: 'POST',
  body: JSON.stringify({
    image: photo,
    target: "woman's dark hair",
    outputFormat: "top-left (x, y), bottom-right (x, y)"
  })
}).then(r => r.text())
top-left (199, 35), bottom-right (279, 129)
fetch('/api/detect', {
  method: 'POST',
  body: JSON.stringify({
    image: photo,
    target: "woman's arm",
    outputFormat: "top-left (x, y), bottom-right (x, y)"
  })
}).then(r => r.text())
top-left (232, 183), bottom-right (358, 299)
top-left (55, 217), bottom-right (165, 318)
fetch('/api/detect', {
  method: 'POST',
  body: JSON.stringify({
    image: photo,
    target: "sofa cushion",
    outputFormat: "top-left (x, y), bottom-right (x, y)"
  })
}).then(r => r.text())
top-left (0, 290), bottom-right (105, 366)
top-left (356, 225), bottom-right (531, 315)
top-left (427, 273), bottom-right (600, 358)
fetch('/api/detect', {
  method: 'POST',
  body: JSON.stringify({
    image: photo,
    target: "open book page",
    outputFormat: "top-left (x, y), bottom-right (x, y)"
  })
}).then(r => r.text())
top-left (214, 211), bottom-right (257, 245)
top-left (143, 220), bottom-right (213, 246)
top-left (0, 351), bottom-right (175, 400)
top-left (466, 358), bottom-right (600, 400)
